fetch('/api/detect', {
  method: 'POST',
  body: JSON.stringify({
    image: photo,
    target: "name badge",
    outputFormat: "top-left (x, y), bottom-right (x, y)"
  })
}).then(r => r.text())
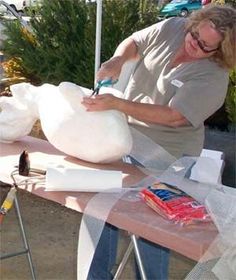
top-left (171, 79), bottom-right (184, 88)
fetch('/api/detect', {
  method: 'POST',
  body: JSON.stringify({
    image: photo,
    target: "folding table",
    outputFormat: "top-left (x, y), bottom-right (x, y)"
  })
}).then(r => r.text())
top-left (0, 136), bottom-right (219, 279)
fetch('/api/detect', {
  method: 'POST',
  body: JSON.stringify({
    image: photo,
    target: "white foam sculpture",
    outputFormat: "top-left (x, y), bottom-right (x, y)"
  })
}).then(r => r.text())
top-left (0, 82), bottom-right (133, 163)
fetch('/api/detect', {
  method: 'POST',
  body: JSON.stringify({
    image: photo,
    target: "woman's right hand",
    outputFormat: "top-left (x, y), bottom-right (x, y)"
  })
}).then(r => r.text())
top-left (96, 56), bottom-right (124, 83)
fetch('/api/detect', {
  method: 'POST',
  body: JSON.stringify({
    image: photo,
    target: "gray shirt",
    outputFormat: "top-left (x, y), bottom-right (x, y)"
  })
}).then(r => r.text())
top-left (124, 17), bottom-right (229, 158)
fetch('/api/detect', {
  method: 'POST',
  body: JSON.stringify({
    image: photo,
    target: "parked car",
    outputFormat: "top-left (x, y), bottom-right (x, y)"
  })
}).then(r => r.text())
top-left (0, 1), bottom-right (32, 49)
top-left (0, 0), bottom-right (39, 14)
top-left (160, 0), bottom-right (202, 18)
top-left (0, 0), bottom-right (26, 13)
top-left (0, 4), bottom-right (7, 15)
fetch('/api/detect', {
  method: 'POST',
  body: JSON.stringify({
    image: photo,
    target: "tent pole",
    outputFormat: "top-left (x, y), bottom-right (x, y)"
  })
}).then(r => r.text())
top-left (94, 0), bottom-right (102, 85)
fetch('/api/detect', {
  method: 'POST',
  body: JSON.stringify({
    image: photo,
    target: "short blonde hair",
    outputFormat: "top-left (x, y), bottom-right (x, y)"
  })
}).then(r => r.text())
top-left (186, 4), bottom-right (236, 70)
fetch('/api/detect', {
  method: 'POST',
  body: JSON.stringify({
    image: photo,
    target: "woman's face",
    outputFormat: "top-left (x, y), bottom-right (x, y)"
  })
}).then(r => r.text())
top-left (184, 20), bottom-right (222, 59)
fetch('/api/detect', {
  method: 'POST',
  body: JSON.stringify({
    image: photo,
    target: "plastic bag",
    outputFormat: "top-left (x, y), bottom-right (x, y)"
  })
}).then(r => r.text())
top-left (140, 182), bottom-right (211, 226)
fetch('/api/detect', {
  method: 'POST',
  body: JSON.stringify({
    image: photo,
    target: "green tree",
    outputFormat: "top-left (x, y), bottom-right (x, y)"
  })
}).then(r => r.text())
top-left (2, 0), bottom-right (159, 87)
top-left (225, 70), bottom-right (236, 124)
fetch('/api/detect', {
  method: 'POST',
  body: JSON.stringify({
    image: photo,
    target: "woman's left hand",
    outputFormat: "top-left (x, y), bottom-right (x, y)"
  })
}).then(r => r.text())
top-left (81, 94), bottom-right (122, 112)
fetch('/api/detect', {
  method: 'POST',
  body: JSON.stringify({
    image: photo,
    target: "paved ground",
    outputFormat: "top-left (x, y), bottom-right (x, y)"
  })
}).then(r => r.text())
top-left (1, 126), bottom-right (234, 279)
top-left (1, 190), bottom-right (196, 280)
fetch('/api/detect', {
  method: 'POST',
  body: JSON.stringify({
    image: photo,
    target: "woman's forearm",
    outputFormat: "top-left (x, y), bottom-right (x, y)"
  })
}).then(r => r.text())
top-left (96, 38), bottom-right (140, 81)
top-left (113, 37), bottom-right (140, 63)
top-left (82, 95), bottom-right (189, 128)
top-left (116, 99), bottom-right (189, 128)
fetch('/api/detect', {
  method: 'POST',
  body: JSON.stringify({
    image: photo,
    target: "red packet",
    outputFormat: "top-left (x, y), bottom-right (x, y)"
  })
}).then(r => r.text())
top-left (140, 183), bottom-right (211, 225)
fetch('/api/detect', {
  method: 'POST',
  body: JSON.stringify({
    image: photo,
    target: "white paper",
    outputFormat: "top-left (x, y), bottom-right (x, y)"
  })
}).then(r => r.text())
top-left (200, 148), bottom-right (224, 160)
top-left (190, 157), bottom-right (224, 184)
top-left (45, 167), bottom-right (122, 192)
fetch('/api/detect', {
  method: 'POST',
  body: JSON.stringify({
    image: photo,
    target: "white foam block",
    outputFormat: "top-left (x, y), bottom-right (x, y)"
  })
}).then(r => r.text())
top-left (45, 167), bottom-right (123, 192)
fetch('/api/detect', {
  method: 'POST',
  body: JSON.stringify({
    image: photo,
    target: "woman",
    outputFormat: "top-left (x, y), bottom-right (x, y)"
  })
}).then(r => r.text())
top-left (82, 4), bottom-right (236, 280)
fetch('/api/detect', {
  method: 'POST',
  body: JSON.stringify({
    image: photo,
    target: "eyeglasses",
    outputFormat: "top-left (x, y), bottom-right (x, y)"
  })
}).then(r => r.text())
top-left (189, 30), bottom-right (219, 53)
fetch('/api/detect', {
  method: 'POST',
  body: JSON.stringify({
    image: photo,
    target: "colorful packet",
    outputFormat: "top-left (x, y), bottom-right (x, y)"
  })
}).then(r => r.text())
top-left (140, 183), bottom-right (211, 225)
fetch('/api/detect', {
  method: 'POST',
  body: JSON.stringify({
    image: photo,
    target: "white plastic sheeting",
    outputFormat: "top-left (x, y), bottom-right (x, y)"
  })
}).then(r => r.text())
top-left (77, 127), bottom-right (236, 280)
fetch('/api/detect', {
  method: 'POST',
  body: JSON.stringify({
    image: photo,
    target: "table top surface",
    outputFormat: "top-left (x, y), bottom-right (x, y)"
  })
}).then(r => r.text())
top-left (0, 136), bottom-right (219, 261)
